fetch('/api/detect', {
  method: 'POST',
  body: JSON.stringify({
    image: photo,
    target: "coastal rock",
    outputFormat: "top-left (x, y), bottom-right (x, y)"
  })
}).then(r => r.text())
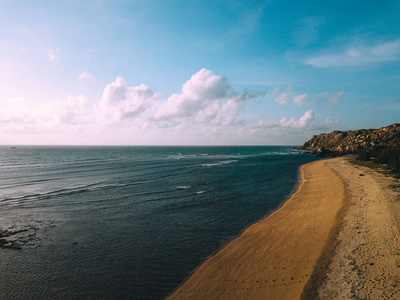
top-left (300, 123), bottom-right (400, 156)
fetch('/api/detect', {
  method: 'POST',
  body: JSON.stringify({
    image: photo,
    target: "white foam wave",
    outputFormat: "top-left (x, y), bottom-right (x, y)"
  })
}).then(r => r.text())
top-left (87, 183), bottom-right (127, 191)
top-left (201, 160), bottom-right (238, 167)
top-left (176, 186), bottom-right (191, 189)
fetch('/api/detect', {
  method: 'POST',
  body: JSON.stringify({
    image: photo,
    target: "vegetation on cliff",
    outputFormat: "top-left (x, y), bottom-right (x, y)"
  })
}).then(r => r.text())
top-left (300, 123), bottom-right (400, 176)
top-left (299, 123), bottom-right (400, 157)
top-left (355, 146), bottom-right (400, 177)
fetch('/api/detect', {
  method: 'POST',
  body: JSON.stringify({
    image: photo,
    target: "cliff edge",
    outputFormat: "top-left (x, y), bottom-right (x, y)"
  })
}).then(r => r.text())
top-left (299, 123), bottom-right (400, 157)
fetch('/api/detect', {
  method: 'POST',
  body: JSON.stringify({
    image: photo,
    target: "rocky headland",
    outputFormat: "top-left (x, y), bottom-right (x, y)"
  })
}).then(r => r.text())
top-left (299, 123), bottom-right (400, 157)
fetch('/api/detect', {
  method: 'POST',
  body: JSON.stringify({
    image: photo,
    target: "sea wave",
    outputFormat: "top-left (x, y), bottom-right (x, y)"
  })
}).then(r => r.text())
top-left (260, 151), bottom-right (303, 156)
top-left (169, 150), bottom-right (303, 162)
top-left (201, 160), bottom-right (239, 167)
top-left (0, 182), bottom-right (128, 206)
top-left (169, 153), bottom-right (241, 161)
top-left (176, 186), bottom-right (191, 189)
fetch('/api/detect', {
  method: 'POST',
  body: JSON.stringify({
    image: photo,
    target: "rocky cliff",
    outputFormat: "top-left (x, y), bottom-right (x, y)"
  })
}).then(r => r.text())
top-left (299, 123), bottom-right (400, 156)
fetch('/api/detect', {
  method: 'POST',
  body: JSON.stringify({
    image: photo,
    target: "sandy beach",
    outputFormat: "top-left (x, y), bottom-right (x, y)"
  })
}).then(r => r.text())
top-left (167, 158), bottom-right (346, 299)
top-left (167, 156), bottom-right (400, 299)
top-left (317, 157), bottom-right (400, 299)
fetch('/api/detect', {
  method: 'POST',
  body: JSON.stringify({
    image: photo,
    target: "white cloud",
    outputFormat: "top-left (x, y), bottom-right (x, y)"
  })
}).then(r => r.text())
top-left (92, 69), bottom-right (265, 132)
top-left (155, 68), bottom-right (229, 121)
top-left (0, 98), bottom-right (31, 124)
top-left (274, 86), bottom-right (292, 106)
top-left (317, 92), bottom-right (329, 98)
top-left (280, 110), bottom-right (315, 128)
top-left (327, 90), bottom-right (343, 104)
top-left (305, 40), bottom-right (400, 68)
top-left (47, 47), bottom-right (60, 62)
top-left (251, 119), bottom-right (279, 129)
top-left (0, 95), bottom-right (92, 135)
top-left (154, 68), bottom-right (259, 127)
top-left (271, 86), bottom-right (280, 97)
top-left (0, 69), bottom-right (266, 139)
top-left (78, 71), bottom-right (94, 80)
top-left (57, 95), bottom-right (91, 124)
top-left (324, 116), bottom-right (338, 127)
top-left (293, 94), bottom-right (310, 107)
top-left (98, 77), bottom-right (160, 122)
top-left (1, 69), bottom-right (328, 144)
top-left (249, 110), bottom-right (322, 141)
top-left (182, 68), bottom-right (230, 100)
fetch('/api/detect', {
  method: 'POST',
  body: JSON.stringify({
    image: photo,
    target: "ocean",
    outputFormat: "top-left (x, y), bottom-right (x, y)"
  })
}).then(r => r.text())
top-left (0, 146), bottom-right (319, 299)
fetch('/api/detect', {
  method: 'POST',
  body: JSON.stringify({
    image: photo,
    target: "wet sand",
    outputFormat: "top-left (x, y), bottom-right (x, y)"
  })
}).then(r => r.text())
top-left (167, 159), bottom-right (347, 299)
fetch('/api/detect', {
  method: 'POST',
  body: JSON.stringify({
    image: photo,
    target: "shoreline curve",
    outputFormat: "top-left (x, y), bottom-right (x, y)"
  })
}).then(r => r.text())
top-left (167, 158), bottom-right (347, 299)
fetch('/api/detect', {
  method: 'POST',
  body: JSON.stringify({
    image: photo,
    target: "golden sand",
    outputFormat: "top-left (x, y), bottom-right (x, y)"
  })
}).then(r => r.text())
top-left (167, 159), bottom-right (347, 299)
top-left (317, 157), bottom-right (400, 299)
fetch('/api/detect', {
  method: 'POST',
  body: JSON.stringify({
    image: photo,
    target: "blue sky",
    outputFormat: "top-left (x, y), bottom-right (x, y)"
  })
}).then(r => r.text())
top-left (0, 0), bottom-right (399, 145)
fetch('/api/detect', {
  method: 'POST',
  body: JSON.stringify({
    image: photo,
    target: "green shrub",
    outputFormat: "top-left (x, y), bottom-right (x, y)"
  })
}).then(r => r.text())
top-left (356, 146), bottom-right (400, 176)
top-left (356, 150), bottom-right (371, 161)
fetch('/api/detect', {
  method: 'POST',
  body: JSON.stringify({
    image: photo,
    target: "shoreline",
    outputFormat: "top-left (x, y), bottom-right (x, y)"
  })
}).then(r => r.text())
top-left (301, 158), bottom-right (352, 299)
top-left (167, 158), bottom-right (347, 299)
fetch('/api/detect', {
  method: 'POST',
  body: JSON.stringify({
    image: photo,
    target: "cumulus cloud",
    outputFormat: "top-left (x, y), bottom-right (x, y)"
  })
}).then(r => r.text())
top-left (305, 40), bottom-right (400, 68)
top-left (155, 69), bottom-right (230, 120)
top-left (280, 110), bottom-right (315, 128)
top-left (3, 69), bottom-right (329, 144)
top-left (1, 68), bottom-right (266, 139)
top-left (98, 77), bottom-right (161, 122)
top-left (293, 94), bottom-right (310, 107)
top-left (78, 71), bottom-right (94, 80)
top-left (91, 68), bottom-right (266, 132)
top-left (327, 90), bottom-right (344, 104)
top-left (153, 68), bottom-right (264, 127)
top-left (183, 68), bottom-right (230, 100)
top-left (274, 86), bottom-right (292, 106)
top-left (47, 47), bottom-right (60, 62)
top-left (250, 110), bottom-right (319, 136)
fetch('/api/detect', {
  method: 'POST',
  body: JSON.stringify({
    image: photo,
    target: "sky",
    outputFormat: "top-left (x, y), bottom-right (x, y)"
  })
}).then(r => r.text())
top-left (0, 0), bottom-right (399, 145)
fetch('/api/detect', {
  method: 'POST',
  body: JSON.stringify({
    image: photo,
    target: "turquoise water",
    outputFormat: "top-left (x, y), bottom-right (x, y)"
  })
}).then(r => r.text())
top-left (0, 146), bottom-right (319, 299)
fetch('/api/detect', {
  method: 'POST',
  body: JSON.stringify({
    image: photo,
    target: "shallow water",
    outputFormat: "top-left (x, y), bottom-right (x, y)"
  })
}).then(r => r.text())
top-left (0, 146), bottom-right (319, 299)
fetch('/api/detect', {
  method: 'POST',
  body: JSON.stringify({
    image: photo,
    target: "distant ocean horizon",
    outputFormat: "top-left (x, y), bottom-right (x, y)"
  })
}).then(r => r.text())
top-left (0, 146), bottom-right (319, 299)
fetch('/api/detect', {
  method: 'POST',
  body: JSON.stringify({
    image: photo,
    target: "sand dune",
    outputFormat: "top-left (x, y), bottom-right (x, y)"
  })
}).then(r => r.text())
top-left (167, 159), bottom-right (347, 299)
